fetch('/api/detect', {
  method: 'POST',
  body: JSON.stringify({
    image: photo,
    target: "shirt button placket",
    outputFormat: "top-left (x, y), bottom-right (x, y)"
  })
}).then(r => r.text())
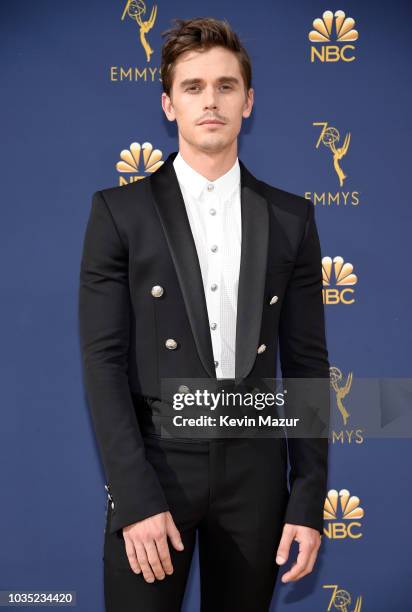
top-left (206, 183), bottom-right (222, 378)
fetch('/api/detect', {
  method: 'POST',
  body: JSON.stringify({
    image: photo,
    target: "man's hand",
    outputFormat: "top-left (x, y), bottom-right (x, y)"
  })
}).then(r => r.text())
top-left (122, 511), bottom-right (184, 583)
top-left (275, 523), bottom-right (321, 583)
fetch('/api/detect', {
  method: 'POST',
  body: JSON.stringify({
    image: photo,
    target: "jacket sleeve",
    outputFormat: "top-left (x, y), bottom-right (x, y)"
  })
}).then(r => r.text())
top-left (278, 200), bottom-right (330, 534)
top-left (78, 190), bottom-right (169, 535)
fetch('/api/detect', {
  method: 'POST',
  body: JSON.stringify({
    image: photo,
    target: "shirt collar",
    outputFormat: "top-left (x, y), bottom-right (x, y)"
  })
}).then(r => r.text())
top-left (173, 151), bottom-right (240, 202)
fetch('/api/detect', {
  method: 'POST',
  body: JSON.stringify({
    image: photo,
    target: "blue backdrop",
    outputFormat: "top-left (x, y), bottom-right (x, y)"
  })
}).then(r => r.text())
top-left (1, 1), bottom-right (411, 610)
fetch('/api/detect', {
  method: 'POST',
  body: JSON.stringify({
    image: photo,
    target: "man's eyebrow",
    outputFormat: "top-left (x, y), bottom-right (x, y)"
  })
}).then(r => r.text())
top-left (179, 76), bottom-right (240, 88)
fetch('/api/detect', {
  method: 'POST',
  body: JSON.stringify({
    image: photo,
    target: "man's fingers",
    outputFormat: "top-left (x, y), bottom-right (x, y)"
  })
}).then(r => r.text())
top-left (299, 535), bottom-right (321, 577)
top-left (122, 512), bottom-right (184, 582)
top-left (166, 512), bottom-right (184, 551)
top-left (281, 548), bottom-right (309, 582)
top-left (134, 540), bottom-right (156, 583)
top-left (276, 525), bottom-right (295, 565)
top-left (124, 538), bottom-right (141, 574)
top-left (145, 540), bottom-right (166, 581)
top-left (303, 546), bottom-right (319, 575)
top-left (155, 534), bottom-right (174, 575)
top-left (281, 539), bottom-right (318, 582)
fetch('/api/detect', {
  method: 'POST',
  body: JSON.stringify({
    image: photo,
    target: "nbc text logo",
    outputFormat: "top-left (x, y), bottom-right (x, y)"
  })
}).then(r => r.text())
top-left (322, 256), bottom-right (357, 305)
top-left (324, 489), bottom-right (364, 539)
top-left (309, 10), bottom-right (359, 63)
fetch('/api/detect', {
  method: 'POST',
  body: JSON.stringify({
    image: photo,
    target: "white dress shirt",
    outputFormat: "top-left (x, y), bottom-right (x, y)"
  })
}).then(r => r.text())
top-left (173, 151), bottom-right (242, 379)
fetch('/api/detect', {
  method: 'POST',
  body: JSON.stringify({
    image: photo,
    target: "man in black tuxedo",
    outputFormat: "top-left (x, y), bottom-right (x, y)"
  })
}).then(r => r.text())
top-left (79, 16), bottom-right (330, 612)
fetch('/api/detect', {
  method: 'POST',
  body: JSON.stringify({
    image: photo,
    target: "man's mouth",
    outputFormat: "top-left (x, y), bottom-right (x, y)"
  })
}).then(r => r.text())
top-left (198, 119), bottom-right (225, 125)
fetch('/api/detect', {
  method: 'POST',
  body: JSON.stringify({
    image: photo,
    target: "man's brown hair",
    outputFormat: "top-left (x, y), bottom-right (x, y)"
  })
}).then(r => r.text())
top-left (160, 17), bottom-right (252, 98)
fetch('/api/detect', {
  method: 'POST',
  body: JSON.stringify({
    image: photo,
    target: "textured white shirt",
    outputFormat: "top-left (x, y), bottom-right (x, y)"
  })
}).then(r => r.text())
top-left (173, 151), bottom-right (242, 379)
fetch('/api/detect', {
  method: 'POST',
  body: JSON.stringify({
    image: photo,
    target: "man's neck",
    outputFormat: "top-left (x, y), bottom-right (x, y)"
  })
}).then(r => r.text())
top-left (177, 143), bottom-right (238, 182)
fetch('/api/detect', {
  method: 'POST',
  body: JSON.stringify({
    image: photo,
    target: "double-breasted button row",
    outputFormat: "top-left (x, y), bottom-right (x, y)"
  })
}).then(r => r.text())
top-left (153, 284), bottom-right (270, 359)
top-left (152, 286), bottom-right (278, 306)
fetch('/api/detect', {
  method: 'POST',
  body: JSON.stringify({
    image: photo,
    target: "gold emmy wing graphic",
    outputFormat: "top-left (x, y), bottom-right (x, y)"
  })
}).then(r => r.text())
top-left (308, 10), bottom-right (359, 43)
top-left (324, 489), bottom-right (364, 522)
top-left (330, 366), bottom-right (353, 425)
top-left (121, 0), bottom-right (157, 62)
top-left (314, 122), bottom-right (351, 186)
top-left (116, 142), bottom-right (164, 183)
top-left (323, 584), bottom-right (363, 611)
top-left (322, 256), bottom-right (357, 287)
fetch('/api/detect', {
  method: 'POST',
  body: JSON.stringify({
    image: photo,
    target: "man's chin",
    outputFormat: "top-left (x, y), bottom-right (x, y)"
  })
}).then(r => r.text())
top-left (196, 138), bottom-right (229, 153)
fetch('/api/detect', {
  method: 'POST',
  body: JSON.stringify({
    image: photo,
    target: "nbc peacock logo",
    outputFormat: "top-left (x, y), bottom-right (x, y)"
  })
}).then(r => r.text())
top-left (115, 142), bottom-right (164, 185)
top-left (323, 488), bottom-right (364, 539)
top-left (309, 10), bottom-right (359, 63)
top-left (322, 256), bottom-right (357, 305)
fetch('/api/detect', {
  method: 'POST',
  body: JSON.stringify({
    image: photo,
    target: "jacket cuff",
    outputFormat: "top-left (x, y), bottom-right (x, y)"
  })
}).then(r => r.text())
top-left (104, 469), bottom-right (170, 535)
top-left (107, 496), bottom-right (170, 535)
top-left (283, 480), bottom-right (326, 534)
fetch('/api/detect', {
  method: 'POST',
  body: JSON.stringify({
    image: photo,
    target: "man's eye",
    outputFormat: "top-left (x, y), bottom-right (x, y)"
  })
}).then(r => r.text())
top-left (186, 85), bottom-right (232, 91)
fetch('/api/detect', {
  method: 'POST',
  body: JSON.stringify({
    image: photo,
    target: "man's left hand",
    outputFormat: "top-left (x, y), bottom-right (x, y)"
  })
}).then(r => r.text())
top-left (275, 523), bottom-right (321, 583)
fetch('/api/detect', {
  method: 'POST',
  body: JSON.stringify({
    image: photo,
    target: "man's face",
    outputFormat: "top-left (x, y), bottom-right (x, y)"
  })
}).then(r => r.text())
top-left (162, 46), bottom-right (254, 154)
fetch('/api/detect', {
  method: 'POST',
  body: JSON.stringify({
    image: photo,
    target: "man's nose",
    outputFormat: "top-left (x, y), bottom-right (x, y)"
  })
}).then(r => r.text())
top-left (203, 86), bottom-right (218, 110)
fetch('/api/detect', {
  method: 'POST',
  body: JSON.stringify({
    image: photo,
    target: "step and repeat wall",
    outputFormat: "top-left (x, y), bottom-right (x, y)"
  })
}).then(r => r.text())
top-left (2, 1), bottom-right (411, 610)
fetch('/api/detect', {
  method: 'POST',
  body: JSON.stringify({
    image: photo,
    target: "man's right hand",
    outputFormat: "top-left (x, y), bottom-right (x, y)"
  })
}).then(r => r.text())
top-left (122, 511), bottom-right (184, 582)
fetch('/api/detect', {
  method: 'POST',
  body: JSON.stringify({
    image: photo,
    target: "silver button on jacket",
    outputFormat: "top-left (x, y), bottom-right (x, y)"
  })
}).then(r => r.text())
top-left (165, 338), bottom-right (178, 350)
top-left (151, 285), bottom-right (164, 298)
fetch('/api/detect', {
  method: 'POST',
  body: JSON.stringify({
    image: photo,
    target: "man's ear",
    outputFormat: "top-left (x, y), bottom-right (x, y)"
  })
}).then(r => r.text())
top-left (162, 92), bottom-right (176, 122)
top-left (243, 87), bottom-right (254, 119)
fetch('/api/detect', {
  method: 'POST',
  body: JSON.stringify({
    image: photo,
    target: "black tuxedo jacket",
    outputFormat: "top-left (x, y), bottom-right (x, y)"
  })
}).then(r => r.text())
top-left (78, 150), bottom-right (330, 535)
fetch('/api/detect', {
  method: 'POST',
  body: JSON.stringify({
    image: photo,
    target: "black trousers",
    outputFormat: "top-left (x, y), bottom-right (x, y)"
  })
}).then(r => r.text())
top-left (103, 435), bottom-right (290, 612)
